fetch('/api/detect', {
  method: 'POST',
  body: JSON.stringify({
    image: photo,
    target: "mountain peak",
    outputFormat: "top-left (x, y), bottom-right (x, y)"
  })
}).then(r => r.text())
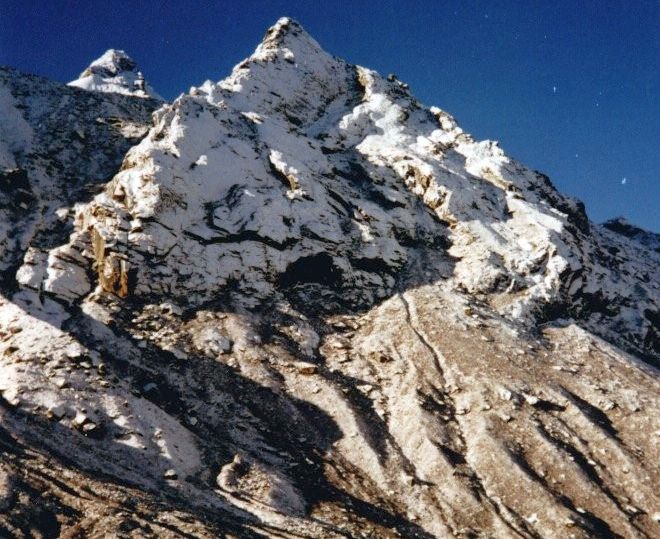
top-left (43, 18), bottom-right (660, 366)
top-left (85, 49), bottom-right (137, 76)
top-left (68, 49), bottom-right (162, 100)
top-left (193, 17), bottom-right (347, 123)
top-left (251, 17), bottom-right (327, 63)
top-left (261, 17), bottom-right (307, 45)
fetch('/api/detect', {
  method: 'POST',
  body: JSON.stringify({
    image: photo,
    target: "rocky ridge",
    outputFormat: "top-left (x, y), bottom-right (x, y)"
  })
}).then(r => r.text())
top-left (0, 17), bottom-right (658, 539)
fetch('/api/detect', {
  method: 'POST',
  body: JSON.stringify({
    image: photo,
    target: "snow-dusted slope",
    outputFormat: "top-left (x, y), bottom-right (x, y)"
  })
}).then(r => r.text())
top-left (68, 49), bottom-right (162, 100)
top-left (1, 17), bottom-right (659, 539)
top-left (0, 67), bottom-right (159, 290)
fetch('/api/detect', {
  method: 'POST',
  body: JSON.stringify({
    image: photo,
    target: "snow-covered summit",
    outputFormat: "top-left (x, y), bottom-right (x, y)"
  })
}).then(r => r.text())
top-left (256, 16), bottom-right (323, 56)
top-left (29, 18), bottom-right (658, 364)
top-left (68, 49), bottom-right (162, 100)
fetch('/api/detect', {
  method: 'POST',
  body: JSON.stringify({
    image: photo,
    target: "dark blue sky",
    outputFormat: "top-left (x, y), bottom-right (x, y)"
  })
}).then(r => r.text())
top-left (2, 1), bottom-right (658, 231)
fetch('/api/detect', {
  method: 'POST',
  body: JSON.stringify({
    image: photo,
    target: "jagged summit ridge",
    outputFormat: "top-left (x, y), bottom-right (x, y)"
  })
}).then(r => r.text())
top-left (68, 48), bottom-right (162, 100)
top-left (31, 18), bottom-right (659, 363)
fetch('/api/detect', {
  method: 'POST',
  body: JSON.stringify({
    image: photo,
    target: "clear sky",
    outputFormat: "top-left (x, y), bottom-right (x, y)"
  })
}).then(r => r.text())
top-left (2, 0), bottom-right (658, 231)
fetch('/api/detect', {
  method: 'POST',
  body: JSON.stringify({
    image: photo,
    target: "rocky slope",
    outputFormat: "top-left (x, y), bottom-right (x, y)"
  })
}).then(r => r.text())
top-left (0, 17), bottom-right (658, 538)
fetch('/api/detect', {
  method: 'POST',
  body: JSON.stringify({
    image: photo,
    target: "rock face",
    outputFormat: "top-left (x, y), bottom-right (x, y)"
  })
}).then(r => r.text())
top-left (68, 49), bottom-right (162, 100)
top-left (0, 17), bottom-right (658, 539)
